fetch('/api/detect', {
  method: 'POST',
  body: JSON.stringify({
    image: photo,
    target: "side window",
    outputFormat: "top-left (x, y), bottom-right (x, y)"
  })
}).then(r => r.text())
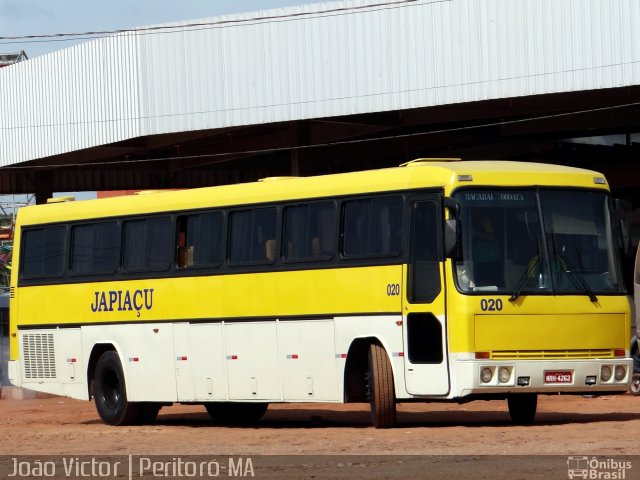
top-left (229, 207), bottom-right (277, 264)
top-left (284, 203), bottom-right (336, 262)
top-left (176, 212), bottom-right (224, 268)
top-left (342, 196), bottom-right (403, 258)
top-left (21, 226), bottom-right (66, 278)
top-left (122, 217), bottom-right (172, 271)
top-left (408, 199), bottom-right (442, 303)
top-left (70, 222), bottom-right (118, 275)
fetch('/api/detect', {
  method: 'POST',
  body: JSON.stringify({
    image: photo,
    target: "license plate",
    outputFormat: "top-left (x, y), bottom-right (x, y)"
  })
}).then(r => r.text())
top-left (544, 370), bottom-right (573, 384)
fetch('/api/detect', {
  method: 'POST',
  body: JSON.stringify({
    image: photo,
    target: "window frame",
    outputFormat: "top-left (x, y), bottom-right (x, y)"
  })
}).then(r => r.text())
top-left (175, 211), bottom-right (225, 270)
top-left (19, 225), bottom-right (68, 280)
top-left (340, 195), bottom-right (405, 260)
top-left (282, 201), bottom-right (337, 264)
top-left (227, 206), bottom-right (279, 267)
top-left (121, 215), bottom-right (174, 274)
top-left (68, 221), bottom-right (119, 277)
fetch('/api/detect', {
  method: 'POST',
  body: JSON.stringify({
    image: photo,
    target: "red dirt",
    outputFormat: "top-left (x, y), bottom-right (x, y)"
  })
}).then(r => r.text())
top-left (1, 393), bottom-right (638, 456)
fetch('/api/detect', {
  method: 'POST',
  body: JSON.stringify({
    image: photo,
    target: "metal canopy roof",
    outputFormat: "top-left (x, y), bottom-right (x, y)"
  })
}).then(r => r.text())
top-left (0, 0), bottom-right (639, 198)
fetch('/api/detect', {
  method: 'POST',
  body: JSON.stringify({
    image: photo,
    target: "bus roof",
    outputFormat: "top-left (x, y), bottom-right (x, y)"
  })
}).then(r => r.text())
top-left (17, 160), bottom-right (609, 225)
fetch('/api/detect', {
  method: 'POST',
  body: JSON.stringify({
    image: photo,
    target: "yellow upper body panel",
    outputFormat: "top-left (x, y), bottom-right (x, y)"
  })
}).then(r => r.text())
top-left (15, 161), bottom-right (609, 226)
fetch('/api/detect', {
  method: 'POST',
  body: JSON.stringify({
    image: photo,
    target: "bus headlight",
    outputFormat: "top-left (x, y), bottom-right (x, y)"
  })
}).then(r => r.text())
top-left (498, 367), bottom-right (511, 384)
top-left (614, 365), bottom-right (626, 381)
top-left (480, 367), bottom-right (493, 383)
top-left (600, 365), bottom-right (612, 382)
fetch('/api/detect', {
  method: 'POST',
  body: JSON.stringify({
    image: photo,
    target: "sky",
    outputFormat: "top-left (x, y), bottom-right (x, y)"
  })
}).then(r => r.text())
top-left (0, 0), bottom-right (325, 58)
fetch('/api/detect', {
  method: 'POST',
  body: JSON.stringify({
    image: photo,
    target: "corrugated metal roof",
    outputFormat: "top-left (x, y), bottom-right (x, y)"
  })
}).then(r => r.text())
top-left (1, 0), bottom-right (639, 166)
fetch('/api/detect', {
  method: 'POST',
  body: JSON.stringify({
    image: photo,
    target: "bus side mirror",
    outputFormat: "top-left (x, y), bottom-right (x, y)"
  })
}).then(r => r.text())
top-left (444, 219), bottom-right (458, 258)
top-left (444, 197), bottom-right (460, 259)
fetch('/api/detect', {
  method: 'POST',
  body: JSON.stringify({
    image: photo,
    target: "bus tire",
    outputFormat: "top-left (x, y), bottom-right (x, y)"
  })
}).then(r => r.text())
top-left (507, 393), bottom-right (537, 423)
top-left (93, 351), bottom-right (140, 426)
top-left (367, 343), bottom-right (396, 428)
top-left (631, 374), bottom-right (640, 396)
top-left (204, 402), bottom-right (268, 424)
top-left (137, 403), bottom-right (162, 424)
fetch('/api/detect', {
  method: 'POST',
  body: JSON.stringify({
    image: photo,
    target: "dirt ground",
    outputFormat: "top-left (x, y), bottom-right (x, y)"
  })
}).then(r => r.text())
top-left (1, 393), bottom-right (639, 478)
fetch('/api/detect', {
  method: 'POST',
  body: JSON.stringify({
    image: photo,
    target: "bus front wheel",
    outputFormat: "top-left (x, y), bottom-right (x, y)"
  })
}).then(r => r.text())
top-left (93, 351), bottom-right (140, 426)
top-left (507, 393), bottom-right (537, 423)
top-left (367, 343), bottom-right (396, 428)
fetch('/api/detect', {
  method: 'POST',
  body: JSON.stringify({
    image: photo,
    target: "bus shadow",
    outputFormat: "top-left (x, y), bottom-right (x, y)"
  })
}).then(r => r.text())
top-left (83, 408), bottom-right (640, 428)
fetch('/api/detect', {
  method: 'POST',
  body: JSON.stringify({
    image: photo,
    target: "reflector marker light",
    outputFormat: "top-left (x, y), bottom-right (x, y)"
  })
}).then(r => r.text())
top-left (614, 349), bottom-right (625, 357)
top-left (226, 355), bottom-right (238, 360)
top-left (286, 354), bottom-right (299, 359)
top-left (475, 351), bottom-right (491, 359)
top-left (392, 352), bottom-right (404, 357)
top-left (66, 358), bottom-right (77, 363)
top-left (128, 357), bottom-right (139, 362)
top-left (335, 353), bottom-right (347, 359)
top-left (176, 356), bottom-right (188, 361)
top-left (593, 177), bottom-right (606, 185)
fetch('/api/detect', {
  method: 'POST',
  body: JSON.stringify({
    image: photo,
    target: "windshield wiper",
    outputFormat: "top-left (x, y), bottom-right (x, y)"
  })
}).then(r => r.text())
top-left (557, 255), bottom-right (598, 303)
top-left (509, 256), bottom-right (539, 303)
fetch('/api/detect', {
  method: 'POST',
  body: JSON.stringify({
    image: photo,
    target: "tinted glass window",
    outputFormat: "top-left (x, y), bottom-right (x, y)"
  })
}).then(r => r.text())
top-left (71, 222), bottom-right (118, 275)
top-left (176, 212), bottom-right (223, 268)
top-left (408, 199), bottom-right (441, 303)
top-left (229, 208), bottom-right (277, 264)
top-left (284, 203), bottom-right (336, 262)
top-left (22, 226), bottom-right (66, 278)
top-left (453, 188), bottom-right (624, 295)
top-left (122, 217), bottom-right (172, 271)
top-left (342, 196), bottom-right (403, 258)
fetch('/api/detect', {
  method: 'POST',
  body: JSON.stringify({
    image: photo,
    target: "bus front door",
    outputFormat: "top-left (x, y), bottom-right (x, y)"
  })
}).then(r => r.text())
top-left (402, 196), bottom-right (450, 396)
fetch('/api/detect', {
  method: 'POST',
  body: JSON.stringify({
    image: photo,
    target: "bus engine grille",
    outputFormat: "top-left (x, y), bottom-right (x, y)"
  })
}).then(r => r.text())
top-left (22, 333), bottom-right (57, 379)
top-left (491, 349), bottom-right (614, 360)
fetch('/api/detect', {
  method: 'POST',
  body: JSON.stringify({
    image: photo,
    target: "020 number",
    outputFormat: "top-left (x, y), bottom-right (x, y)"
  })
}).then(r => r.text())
top-left (386, 283), bottom-right (400, 296)
top-left (480, 298), bottom-right (503, 311)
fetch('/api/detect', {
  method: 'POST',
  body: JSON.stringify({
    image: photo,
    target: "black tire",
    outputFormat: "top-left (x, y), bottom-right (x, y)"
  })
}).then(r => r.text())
top-left (367, 343), bottom-right (396, 428)
top-left (137, 403), bottom-right (162, 424)
top-left (507, 393), bottom-right (537, 423)
top-left (204, 402), bottom-right (268, 424)
top-left (631, 373), bottom-right (640, 396)
top-left (93, 351), bottom-right (140, 426)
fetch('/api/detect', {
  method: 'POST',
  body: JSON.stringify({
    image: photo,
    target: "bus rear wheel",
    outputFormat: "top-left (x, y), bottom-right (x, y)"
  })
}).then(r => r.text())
top-left (507, 393), bottom-right (537, 423)
top-left (204, 402), bottom-right (268, 424)
top-left (367, 343), bottom-right (396, 428)
top-left (93, 351), bottom-right (140, 426)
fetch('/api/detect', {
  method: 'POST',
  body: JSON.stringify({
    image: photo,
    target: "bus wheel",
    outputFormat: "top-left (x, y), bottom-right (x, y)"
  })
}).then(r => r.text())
top-left (204, 402), bottom-right (268, 424)
top-left (631, 374), bottom-right (640, 396)
top-left (507, 393), bottom-right (537, 423)
top-left (367, 343), bottom-right (396, 428)
top-left (93, 351), bottom-right (140, 426)
top-left (137, 403), bottom-right (162, 424)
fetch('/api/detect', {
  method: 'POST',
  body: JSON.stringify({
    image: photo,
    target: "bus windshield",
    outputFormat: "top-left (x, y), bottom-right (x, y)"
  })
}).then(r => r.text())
top-left (453, 188), bottom-right (624, 295)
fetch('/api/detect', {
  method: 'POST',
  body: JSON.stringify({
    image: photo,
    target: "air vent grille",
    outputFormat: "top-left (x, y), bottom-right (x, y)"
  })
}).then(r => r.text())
top-left (22, 333), bottom-right (57, 379)
top-left (491, 349), bottom-right (614, 360)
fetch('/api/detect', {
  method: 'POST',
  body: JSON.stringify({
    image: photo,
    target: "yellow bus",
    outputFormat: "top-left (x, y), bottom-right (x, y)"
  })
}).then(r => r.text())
top-left (7, 159), bottom-right (632, 428)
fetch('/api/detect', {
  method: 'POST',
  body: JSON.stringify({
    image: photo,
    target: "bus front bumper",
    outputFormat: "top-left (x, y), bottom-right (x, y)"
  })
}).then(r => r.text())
top-left (453, 358), bottom-right (632, 397)
top-left (7, 360), bottom-right (19, 386)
